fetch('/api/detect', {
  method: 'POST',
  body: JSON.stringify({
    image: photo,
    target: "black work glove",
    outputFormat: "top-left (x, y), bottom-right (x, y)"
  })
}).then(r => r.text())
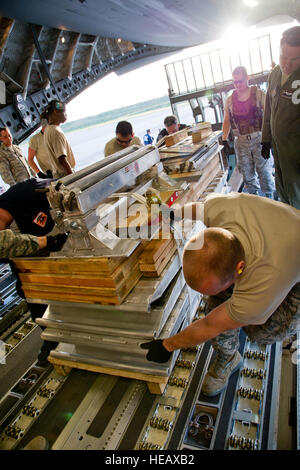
top-left (221, 140), bottom-right (231, 157)
top-left (261, 142), bottom-right (271, 160)
top-left (46, 233), bottom-right (69, 252)
top-left (140, 339), bottom-right (172, 363)
top-left (37, 171), bottom-right (49, 179)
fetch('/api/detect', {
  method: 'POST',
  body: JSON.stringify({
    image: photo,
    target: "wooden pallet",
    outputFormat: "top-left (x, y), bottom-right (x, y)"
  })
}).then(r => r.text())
top-left (164, 128), bottom-right (189, 147)
top-left (191, 124), bottom-right (213, 143)
top-left (13, 244), bottom-right (144, 305)
top-left (138, 234), bottom-right (173, 264)
top-left (14, 255), bottom-right (122, 275)
top-left (139, 243), bottom-right (177, 277)
top-left (21, 261), bottom-right (142, 305)
top-left (138, 234), bottom-right (177, 277)
top-left (47, 355), bottom-right (168, 394)
top-left (159, 140), bottom-right (204, 158)
top-left (170, 154), bottom-right (222, 206)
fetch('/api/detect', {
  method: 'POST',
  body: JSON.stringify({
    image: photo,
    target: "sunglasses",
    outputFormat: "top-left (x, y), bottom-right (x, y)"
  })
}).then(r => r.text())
top-left (116, 137), bottom-right (132, 144)
top-left (233, 79), bottom-right (246, 85)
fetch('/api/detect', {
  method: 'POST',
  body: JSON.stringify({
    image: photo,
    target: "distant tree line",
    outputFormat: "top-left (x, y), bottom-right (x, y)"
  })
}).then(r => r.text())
top-left (62, 95), bottom-right (170, 133)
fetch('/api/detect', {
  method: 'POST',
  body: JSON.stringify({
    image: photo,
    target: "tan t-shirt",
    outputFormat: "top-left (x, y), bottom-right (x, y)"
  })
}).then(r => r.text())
top-left (29, 131), bottom-right (51, 173)
top-left (44, 125), bottom-right (75, 178)
top-left (201, 193), bottom-right (300, 325)
top-left (104, 136), bottom-right (142, 157)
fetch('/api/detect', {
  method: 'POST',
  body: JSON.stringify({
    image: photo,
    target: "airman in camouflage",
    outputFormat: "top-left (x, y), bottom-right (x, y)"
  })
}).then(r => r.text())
top-left (262, 26), bottom-right (300, 210)
top-left (234, 133), bottom-right (274, 196)
top-left (0, 229), bottom-right (40, 258)
top-left (222, 66), bottom-right (275, 197)
top-left (0, 127), bottom-right (34, 186)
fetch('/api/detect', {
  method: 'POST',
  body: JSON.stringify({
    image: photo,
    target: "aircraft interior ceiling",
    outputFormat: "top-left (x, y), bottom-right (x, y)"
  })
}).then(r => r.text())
top-left (0, 0), bottom-right (298, 142)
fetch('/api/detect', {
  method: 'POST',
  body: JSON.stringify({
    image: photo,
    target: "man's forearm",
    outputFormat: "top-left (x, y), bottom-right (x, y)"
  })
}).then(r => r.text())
top-left (222, 120), bottom-right (231, 140)
top-left (28, 149), bottom-right (40, 174)
top-left (163, 303), bottom-right (244, 352)
top-left (163, 315), bottom-right (220, 352)
top-left (58, 155), bottom-right (73, 175)
top-left (222, 106), bottom-right (231, 140)
top-left (37, 236), bottom-right (47, 250)
top-left (29, 162), bottom-right (40, 174)
top-left (0, 230), bottom-right (40, 257)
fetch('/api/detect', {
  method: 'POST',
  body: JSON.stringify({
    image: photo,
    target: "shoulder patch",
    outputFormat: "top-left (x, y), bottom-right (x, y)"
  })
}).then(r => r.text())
top-left (33, 211), bottom-right (48, 227)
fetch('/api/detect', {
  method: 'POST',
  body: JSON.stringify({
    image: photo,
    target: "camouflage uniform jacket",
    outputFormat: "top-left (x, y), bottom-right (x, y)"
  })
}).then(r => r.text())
top-left (0, 229), bottom-right (39, 258)
top-left (0, 143), bottom-right (34, 186)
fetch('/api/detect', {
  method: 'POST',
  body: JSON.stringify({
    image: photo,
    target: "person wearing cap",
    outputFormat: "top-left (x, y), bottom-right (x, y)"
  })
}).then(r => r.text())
top-left (222, 66), bottom-right (275, 198)
top-left (156, 115), bottom-right (187, 143)
top-left (261, 26), bottom-right (300, 210)
top-left (43, 100), bottom-right (76, 178)
top-left (28, 114), bottom-right (53, 179)
top-left (0, 127), bottom-right (35, 186)
top-left (143, 129), bottom-right (154, 145)
top-left (104, 120), bottom-right (142, 157)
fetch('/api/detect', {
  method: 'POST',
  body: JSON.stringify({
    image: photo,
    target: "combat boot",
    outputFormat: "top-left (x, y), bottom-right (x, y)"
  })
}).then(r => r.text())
top-left (23, 436), bottom-right (49, 450)
top-left (201, 350), bottom-right (242, 396)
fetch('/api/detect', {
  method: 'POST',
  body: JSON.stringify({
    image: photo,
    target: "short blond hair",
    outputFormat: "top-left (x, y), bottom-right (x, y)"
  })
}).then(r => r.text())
top-left (183, 228), bottom-right (245, 285)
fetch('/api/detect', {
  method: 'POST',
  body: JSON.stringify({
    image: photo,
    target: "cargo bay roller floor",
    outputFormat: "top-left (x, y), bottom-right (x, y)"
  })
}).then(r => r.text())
top-left (0, 320), bottom-right (292, 451)
top-left (0, 250), bottom-right (296, 451)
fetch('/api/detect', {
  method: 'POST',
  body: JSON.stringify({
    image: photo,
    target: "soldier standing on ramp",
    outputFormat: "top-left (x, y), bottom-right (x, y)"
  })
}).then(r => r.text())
top-left (222, 66), bottom-right (275, 198)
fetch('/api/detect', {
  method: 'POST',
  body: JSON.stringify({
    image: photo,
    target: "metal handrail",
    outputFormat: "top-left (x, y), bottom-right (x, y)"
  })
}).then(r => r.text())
top-left (165, 34), bottom-right (275, 97)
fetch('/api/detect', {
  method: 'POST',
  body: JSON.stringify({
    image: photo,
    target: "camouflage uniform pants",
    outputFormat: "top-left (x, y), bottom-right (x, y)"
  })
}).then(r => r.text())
top-left (206, 283), bottom-right (300, 359)
top-left (234, 133), bottom-right (275, 196)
